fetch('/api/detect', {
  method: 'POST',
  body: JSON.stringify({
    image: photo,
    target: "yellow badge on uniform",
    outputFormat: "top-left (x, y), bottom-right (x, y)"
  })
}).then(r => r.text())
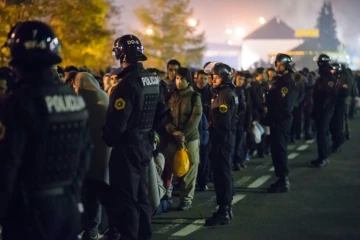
top-left (343, 84), bottom-right (348, 88)
top-left (328, 81), bottom-right (334, 88)
top-left (114, 98), bottom-right (126, 110)
top-left (219, 104), bottom-right (228, 113)
top-left (281, 87), bottom-right (288, 97)
top-left (0, 122), bottom-right (5, 141)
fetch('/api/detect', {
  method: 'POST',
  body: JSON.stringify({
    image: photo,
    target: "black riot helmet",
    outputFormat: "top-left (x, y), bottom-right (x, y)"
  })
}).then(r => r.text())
top-left (316, 53), bottom-right (331, 68)
top-left (209, 62), bottom-right (233, 84)
top-left (272, 53), bottom-right (294, 73)
top-left (112, 34), bottom-right (147, 62)
top-left (331, 62), bottom-right (342, 74)
top-left (6, 21), bottom-right (62, 68)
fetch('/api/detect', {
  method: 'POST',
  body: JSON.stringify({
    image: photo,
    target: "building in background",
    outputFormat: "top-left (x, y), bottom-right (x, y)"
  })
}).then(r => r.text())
top-left (240, 17), bottom-right (303, 70)
top-left (202, 17), bottom-right (353, 71)
top-left (202, 43), bottom-right (242, 70)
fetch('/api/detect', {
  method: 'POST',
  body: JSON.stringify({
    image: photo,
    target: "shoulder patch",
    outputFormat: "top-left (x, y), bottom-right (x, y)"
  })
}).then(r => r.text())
top-left (114, 98), bottom-right (126, 110)
top-left (0, 122), bottom-right (6, 141)
top-left (281, 87), bottom-right (288, 97)
top-left (328, 81), bottom-right (334, 88)
top-left (281, 87), bottom-right (288, 95)
top-left (219, 104), bottom-right (228, 113)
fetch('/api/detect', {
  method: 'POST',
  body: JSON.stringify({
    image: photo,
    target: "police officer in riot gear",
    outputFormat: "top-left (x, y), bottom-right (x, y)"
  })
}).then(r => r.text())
top-left (102, 34), bottom-right (167, 240)
top-left (330, 63), bottom-right (348, 153)
top-left (0, 21), bottom-right (91, 240)
top-left (265, 53), bottom-right (296, 193)
top-left (204, 62), bottom-right (238, 226)
top-left (311, 54), bottom-right (337, 167)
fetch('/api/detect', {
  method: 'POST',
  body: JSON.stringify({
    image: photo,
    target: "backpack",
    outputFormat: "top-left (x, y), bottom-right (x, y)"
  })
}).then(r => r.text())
top-left (191, 92), bottom-right (209, 146)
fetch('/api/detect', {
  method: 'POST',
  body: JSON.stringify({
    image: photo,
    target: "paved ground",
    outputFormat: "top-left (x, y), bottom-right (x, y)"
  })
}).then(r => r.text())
top-left (151, 118), bottom-right (360, 240)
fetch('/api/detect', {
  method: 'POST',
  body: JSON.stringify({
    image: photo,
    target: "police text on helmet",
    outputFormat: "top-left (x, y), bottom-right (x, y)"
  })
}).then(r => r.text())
top-left (127, 40), bottom-right (139, 45)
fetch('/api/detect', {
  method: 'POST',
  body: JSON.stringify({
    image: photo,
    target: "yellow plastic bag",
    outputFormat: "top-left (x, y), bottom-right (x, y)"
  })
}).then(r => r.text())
top-left (173, 146), bottom-right (190, 178)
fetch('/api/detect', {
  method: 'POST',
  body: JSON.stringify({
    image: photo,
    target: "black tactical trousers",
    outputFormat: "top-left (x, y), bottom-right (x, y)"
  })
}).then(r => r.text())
top-left (314, 109), bottom-right (333, 160)
top-left (3, 193), bottom-right (81, 240)
top-left (330, 104), bottom-right (346, 148)
top-left (344, 103), bottom-right (350, 139)
top-left (210, 134), bottom-right (235, 207)
top-left (290, 106), bottom-right (303, 140)
top-left (82, 179), bottom-right (111, 235)
top-left (233, 128), bottom-right (245, 164)
top-left (270, 121), bottom-right (291, 178)
top-left (303, 107), bottom-right (313, 138)
top-left (109, 144), bottom-right (152, 240)
top-left (197, 143), bottom-right (210, 188)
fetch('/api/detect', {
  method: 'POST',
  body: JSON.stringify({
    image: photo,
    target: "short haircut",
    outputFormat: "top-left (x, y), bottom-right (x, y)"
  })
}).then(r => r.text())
top-left (167, 59), bottom-right (181, 69)
top-left (197, 70), bottom-right (207, 76)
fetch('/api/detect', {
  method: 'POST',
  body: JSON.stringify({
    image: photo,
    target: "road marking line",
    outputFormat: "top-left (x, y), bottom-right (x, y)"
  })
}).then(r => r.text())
top-left (155, 178), bottom-right (251, 235)
top-left (198, 196), bottom-right (216, 207)
top-left (288, 153), bottom-right (299, 159)
top-left (171, 194), bottom-right (246, 237)
top-left (297, 144), bottom-right (308, 151)
top-left (154, 219), bottom-right (188, 234)
top-left (288, 145), bottom-right (295, 150)
top-left (171, 219), bottom-right (205, 237)
top-left (255, 162), bottom-right (270, 169)
top-left (269, 166), bottom-right (274, 171)
top-left (232, 194), bottom-right (246, 204)
top-left (306, 139), bottom-right (315, 144)
top-left (247, 175), bottom-right (271, 188)
top-left (235, 176), bottom-right (252, 186)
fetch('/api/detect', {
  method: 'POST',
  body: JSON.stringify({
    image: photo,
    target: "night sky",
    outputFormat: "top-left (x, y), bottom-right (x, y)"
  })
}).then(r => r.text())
top-left (116, 0), bottom-right (360, 53)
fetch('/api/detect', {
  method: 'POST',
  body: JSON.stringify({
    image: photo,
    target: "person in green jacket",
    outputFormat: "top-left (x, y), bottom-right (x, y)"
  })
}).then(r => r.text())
top-left (163, 67), bottom-right (202, 211)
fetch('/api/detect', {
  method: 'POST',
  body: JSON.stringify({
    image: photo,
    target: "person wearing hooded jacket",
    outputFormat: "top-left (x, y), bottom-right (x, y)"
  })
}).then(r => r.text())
top-left (148, 132), bottom-right (168, 215)
top-left (73, 72), bottom-right (111, 240)
top-left (204, 62), bottom-right (238, 226)
top-left (162, 67), bottom-right (202, 211)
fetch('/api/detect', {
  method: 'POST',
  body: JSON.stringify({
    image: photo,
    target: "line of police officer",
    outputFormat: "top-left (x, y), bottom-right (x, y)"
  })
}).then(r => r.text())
top-left (0, 20), bottom-right (351, 240)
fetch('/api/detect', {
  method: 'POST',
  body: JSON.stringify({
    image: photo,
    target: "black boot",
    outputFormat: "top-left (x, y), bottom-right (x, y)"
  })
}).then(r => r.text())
top-left (313, 158), bottom-right (329, 168)
top-left (233, 163), bottom-right (241, 171)
top-left (268, 176), bottom-right (290, 193)
top-left (82, 232), bottom-right (100, 240)
top-left (103, 228), bottom-right (121, 240)
top-left (205, 206), bottom-right (231, 226)
top-left (228, 206), bottom-right (233, 220)
top-left (310, 159), bottom-right (320, 165)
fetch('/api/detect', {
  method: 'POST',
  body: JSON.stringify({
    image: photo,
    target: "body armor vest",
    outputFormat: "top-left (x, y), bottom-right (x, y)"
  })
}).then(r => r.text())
top-left (137, 73), bottom-right (160, 133)
top-left (22, 84), bottom-right (89, 191)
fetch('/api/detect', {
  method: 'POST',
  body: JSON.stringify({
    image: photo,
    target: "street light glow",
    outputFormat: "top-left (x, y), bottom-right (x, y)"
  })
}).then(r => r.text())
top-left (236, 27), bottom-right (245, 37)
top-left (225, 29), bottom-right (232, 35)
top-left (259, 17), bottom-right (266, 24)
top-left (187, 18), bottom-right (197, 27)
top-left (146, 28), bottom-right (153, 35)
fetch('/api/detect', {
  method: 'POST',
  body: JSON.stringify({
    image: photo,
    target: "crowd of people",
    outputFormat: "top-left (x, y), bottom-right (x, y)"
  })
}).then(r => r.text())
top-left (0, 20), bottom-right (359, 240)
